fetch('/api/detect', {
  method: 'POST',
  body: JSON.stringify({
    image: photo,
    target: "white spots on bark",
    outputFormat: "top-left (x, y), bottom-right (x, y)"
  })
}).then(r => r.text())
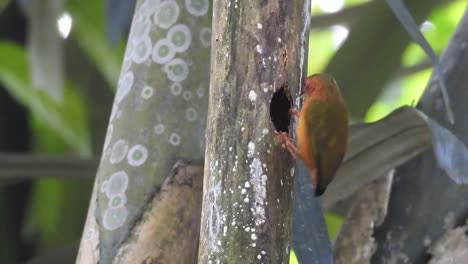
top-left (255, 44), bottom-right (263, 54)
top-left (208, 181), bottom-right (223, 252)
top-left (248, 90), bottom-right (257, 102)
top-left (245, 181), bottom-right (251, 188)
top-left (250, 157), bottom-right (267, 226)
top-left (247, 141), bottom-right (256, 158)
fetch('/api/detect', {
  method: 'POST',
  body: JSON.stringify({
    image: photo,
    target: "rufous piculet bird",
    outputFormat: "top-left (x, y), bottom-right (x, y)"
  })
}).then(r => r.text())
top-left (279, 73), bottom-right (348, 196)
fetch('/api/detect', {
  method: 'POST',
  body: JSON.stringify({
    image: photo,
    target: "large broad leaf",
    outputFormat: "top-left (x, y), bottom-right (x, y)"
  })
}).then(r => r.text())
top-left (66, 0), bottom-right (124, 89)
top-left (0, 41), bottom-right (90, 155)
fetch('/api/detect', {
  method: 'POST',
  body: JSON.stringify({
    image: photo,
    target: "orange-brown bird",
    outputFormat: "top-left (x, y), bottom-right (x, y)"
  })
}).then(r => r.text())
top-left (278, 73), bottom-right (348, 196)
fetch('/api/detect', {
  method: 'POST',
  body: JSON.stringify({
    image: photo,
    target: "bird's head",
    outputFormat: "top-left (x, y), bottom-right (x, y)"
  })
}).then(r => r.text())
top-left (302, 73), bottom-right (342, 101)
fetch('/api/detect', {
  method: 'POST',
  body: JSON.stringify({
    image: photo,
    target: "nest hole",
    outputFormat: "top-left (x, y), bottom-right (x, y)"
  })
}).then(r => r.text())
top-left (269, 83), bottom-right (292, 133)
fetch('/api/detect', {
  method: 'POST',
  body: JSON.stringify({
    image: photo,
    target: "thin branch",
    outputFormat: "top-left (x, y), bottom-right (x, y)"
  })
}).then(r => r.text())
top-left (0, 153), bottom-right (97, 179)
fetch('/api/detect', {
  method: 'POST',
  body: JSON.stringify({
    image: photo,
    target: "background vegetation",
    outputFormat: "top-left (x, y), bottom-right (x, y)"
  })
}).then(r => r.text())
top-left (0, 0), bottom-right (465, 263)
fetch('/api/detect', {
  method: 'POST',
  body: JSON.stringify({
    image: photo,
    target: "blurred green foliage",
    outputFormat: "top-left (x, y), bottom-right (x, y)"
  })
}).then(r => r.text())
top-left (0, 0), bottom-right (466, 263)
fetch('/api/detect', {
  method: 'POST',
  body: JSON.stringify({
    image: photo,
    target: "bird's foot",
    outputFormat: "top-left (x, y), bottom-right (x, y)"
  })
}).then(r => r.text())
top-left (274, 130), bottom-right (299, 160)
top-left (289, 109), bottom-right (299, 117)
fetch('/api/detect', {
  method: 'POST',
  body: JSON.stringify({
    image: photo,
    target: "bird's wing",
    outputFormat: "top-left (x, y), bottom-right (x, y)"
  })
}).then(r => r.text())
top-left (305, 100), bottom-right (348, 194)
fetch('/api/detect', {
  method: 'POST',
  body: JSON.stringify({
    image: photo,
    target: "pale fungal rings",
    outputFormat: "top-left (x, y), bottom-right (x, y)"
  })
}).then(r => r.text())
top-left (132, 36), bottom-right (152, 64)
top-left (200, 27), bottom-right (211, 47)
top-left (139, 0), bottom-right (161, 17)
top-left (152, 38), bottom-right (176, 64)
top-left (105, 170), bottom-right (129, 198)
top-left (103, 207), bottom-right (128, 231)
top-left (127, 144), bottom-right (149, 167)
top-left (167, 24), bottom-right (192, 53)
top-left (185, 0), bottom-right (209, 17)
top-left (108, 193), bottom-right (127, 208)
top-left (164, 58), bottom-right (189, 82)
top-left (169, 133), bottom-right (181, 146)
top-left (186, 107), bottom-right (197, 121)
top-left (131, 16), bottom-right (151, 43)
top-left (170, 82), bottom-right (183, 96)
top-left (154, 123), bottom-right (165, 135)
top-left (154, 0), bottom-right (179, 29)
top-left (183, 90), bottom-right (192, 100)
top-left (141, 86), bottom-right (154, 99)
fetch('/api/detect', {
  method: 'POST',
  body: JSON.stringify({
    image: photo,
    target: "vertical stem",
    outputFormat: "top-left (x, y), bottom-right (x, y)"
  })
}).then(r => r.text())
top-left (77, 0), bottom-right (211, 262)
top-left (199, 0), bottom-right (309, 262)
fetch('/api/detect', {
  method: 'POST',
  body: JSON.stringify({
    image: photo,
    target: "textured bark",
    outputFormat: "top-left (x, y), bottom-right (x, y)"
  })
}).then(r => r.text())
top-left (77, 160), bottom-right (203, 263)
top-left (114, 160), bottom-right (203, 263)
top-left (333, 170), bottom-right (393, 264)
top-left (427, 221), bottom-right (468, 264)
top-left (198, 0), bottom-right (310, 263)
top-left (372, 7), bottom-right (468, 263)
top-left (76, 0), bottom-right (211, 262)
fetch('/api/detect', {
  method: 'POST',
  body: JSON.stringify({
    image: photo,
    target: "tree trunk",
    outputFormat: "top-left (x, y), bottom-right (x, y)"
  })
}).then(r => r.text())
top-left (198, 0), bottom-right (310, 263)
top-left (76, 0), bottom-right (211, 262)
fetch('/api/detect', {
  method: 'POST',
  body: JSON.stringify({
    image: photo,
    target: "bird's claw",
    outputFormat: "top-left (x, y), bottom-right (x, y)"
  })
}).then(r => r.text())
top-left (274, 130), bottom-right (299, 160)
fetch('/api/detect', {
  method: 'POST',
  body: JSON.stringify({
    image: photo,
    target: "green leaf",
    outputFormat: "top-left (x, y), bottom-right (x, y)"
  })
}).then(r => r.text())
top-left (0, 41), bottom-right (91, 155)
top-left (0, 0), bottom-right (10, 14)
top-left (66, 0), bottom-right (125, 90)
top-left (28, 0), bottom-right (64, 101)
